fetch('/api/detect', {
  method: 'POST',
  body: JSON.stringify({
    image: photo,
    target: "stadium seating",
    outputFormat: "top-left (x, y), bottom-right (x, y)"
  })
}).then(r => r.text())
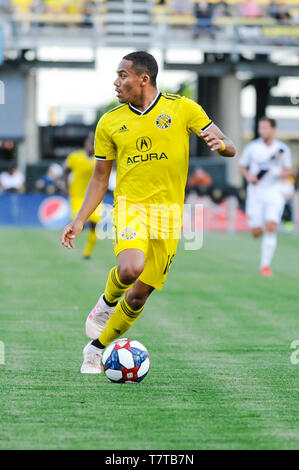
top-left (6, 0), bottom-right (299, 20)
top-left (153, 0), bottom-right (299, 25)
top-left (1, 1), bottom-right (299, 46)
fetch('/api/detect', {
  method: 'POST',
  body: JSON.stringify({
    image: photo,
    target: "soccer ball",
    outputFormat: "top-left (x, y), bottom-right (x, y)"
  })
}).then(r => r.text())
top-left (102, 338), bottom-right (150, 383)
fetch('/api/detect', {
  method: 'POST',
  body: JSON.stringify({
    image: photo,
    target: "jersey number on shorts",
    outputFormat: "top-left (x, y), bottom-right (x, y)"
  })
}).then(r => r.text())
top-left (163, 254), bottom-right (175, 275)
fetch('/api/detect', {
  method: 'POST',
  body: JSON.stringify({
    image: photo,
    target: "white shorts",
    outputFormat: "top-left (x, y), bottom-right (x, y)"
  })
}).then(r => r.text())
top-left (246, 185), bottom-right (285, 228)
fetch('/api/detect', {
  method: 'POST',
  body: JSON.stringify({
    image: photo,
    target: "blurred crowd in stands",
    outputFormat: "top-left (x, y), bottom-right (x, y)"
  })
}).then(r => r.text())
top-left (157, 0), bottom-right (295, 19)
top-left (0, 166), bottom-right (25, 193)
top-left (0, 0), bottom-right (101, 16)
top-left (0, 0), bottom-right (298, 26)
top-left (0, 163), bottom-right (65, 193)
top-left (1, 0), bottom-right (103, 17)
top-left (159, 1), bottom-right (298, 32)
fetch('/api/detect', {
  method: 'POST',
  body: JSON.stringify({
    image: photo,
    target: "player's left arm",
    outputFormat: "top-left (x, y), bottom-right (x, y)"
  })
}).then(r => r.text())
top-left (63, 166), bottom-right (71, 195)
top-left (280, 146), bottom-right (294, 178)
top-left (281, 168), bottom-right (294, 178)
top-left (199, 124), bottom-right (236, 158)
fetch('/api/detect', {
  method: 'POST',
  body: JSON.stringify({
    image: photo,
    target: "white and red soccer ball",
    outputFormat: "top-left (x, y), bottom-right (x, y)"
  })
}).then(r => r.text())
top-left (102, 339), bottom-right (150, 384)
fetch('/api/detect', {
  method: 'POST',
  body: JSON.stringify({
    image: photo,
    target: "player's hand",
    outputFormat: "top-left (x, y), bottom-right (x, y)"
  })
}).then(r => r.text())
top-left (199, 130), bottom-right (224, 152)
top-left (61, 219), bottom-right (84, 249)
top-left (246, 174), bottom-right (258, 184)
top-left (280, 168), bottom-right (293, 179)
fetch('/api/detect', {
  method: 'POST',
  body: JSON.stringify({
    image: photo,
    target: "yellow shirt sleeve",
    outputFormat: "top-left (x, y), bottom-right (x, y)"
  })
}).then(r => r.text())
top-left (183, 97), bottom-right (213, 136)
top-left (94, 115), bottom-right (116, 161)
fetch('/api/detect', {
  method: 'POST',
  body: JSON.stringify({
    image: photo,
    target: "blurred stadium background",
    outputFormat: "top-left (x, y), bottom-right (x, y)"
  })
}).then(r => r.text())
top-left (1, 0), bottom-right (299, 451)
top-left (0, 0), bottom-right (299, 230)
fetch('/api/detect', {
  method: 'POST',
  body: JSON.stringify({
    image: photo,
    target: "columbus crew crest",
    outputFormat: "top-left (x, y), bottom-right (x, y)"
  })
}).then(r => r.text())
top-left (121, 227), bottom-right (137, 240)
top-left (156, 114), bottom-right (172, 129)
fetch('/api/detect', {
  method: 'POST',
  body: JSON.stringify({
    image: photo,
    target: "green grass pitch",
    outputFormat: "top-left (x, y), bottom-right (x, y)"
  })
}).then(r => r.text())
top-left (0, 228), bottom-right (299, 450)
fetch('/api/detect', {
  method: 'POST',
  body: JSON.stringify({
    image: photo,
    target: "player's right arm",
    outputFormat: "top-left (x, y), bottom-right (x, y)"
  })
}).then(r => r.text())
top-left (63, 167), bottom-right (71, 195)
top-left (239, 164), bottom-right (258, 184)
top-left (61, 114), bottom-right (116, 249)
top-left (238, 143), bottom-right (258, 184)
top-left (61, 160), bottom-right (113, 249)
top-left (63, 151), bottom-right (75, 195)
top-left (183, 97), bottom-right (236, 157)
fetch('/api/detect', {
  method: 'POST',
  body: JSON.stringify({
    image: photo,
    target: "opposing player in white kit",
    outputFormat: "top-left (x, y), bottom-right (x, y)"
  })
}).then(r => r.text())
top-left (239, 117), bottom-right (293, 276)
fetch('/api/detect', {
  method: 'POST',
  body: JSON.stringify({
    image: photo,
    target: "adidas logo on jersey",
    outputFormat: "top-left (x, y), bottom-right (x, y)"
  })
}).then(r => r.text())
top-left (119, 125), bottom-right (129, 133)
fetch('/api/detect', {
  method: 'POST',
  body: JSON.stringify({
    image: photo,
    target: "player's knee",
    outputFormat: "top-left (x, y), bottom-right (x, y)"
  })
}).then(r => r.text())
top-left (118, 262), bottom-right (144, 284)
top-left (265, 222), bottom-right (276, 233)
top-left (252, 228), bottom-right (262, 238)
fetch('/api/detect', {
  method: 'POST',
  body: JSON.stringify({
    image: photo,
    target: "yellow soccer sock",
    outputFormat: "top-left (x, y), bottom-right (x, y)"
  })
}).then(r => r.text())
top-left (83, 229), bottom-right (98, 258)
top-left (104, 266), bottom-right (133, 304)
top-left (99, 297), bottom-right (144, 346)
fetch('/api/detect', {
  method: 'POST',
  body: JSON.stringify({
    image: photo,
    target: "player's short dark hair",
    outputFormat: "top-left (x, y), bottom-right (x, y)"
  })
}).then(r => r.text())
top-left (259, 116), bottom-right (276, 128)
top-left (122, 51), bottom-right (158, 87)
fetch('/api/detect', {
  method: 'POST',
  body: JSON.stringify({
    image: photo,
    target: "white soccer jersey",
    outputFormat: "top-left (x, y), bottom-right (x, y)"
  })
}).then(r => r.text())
top-left (239, 138), bottom-right (292, 190)
top-left (240, 138), bottom-right (292, 227)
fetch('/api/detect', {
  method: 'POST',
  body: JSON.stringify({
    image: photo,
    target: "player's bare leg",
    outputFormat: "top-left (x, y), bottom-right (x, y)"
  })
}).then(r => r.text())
top-left (251, 227), bottom-right (263, 239)
top-left (117, 249), bottom-right (145, 285)
top-left (125, 279), bottom-right (155, 311)
top-left (82, 250), bottom-right (154, 374)
top-left (85, 249), bottom-right (145, 339)
top-left (83, 222), bottom-right (98, 259)
top-left (87, 249), bottom-right (149, 342)
top-left (81, 280), bottom-right (154, 374)
top-left (94, 279), bottom-right (154, 349)
top-left (260, 221), bottom-right (277, 276)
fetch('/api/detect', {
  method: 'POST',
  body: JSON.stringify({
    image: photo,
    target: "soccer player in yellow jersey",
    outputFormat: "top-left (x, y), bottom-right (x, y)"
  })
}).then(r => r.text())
top-left (64, 133), bottom-right (101, 259)
top-left (61, 51), bottom-right (236, 374)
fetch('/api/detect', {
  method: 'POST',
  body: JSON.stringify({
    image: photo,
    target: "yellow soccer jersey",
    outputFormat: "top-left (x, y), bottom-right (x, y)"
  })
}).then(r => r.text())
top-left (94, 92), bottom-right (212, 209)
top-left (66, 149), bottom-right (96, 199)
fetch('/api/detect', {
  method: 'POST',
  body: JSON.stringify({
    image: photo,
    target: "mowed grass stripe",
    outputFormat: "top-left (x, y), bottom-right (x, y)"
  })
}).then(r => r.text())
top-left (0, 229), bottom-right (298, 449)
top-left (143, 260), bottom-right (298, 447)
